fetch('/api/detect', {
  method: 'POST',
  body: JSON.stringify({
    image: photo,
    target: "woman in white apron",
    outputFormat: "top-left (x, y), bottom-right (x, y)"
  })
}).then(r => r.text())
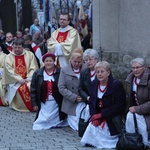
top-left (81, 61), bottom-right (126, 149)
top-left (58, 48), bottom-right (86, 130)
top-left (30, 52), bottom-right (68, 130)
top-left (125, 57), bottom-right (150, 148)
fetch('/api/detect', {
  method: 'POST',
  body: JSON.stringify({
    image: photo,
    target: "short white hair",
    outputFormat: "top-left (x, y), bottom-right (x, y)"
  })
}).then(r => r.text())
top-left (95, 61), bottom-right (111, 71)
top-left (83, 49), bottom-right (100, 61)
top-left (130, 58), bottom-right (146, 66)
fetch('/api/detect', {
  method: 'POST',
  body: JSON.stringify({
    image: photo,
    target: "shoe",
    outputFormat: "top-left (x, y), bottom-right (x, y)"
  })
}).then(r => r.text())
top-left (85, 144), bottom-right (94, 147)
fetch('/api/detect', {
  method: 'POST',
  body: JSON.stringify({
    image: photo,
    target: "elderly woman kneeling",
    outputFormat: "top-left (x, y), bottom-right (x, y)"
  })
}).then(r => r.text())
top-left (81, 61), bottom-right (126, 149)
top-left (125, 57), bottom-right (150, 148)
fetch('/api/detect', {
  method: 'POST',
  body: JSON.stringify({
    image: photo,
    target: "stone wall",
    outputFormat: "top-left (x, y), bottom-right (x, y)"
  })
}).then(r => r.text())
top-left (93, 0), bottom-right (150, 81)
top-left (98, 50), bottom-right (150, 79)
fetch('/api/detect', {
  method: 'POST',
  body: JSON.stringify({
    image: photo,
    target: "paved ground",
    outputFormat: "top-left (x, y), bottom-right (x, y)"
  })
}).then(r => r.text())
top-left (0, 106), bottom-right (97, 150)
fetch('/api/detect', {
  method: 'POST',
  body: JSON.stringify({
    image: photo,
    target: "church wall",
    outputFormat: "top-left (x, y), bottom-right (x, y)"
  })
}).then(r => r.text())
top-left (93, 0), bottom-right (150, 82)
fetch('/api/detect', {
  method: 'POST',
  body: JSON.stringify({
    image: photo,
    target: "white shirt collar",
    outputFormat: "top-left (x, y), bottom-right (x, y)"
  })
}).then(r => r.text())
top-left (59, 25), bottom-right (69, 32)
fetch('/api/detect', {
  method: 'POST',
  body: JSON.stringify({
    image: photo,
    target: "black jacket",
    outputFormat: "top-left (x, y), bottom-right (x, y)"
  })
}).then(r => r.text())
top-left (78, 68), bottom-right (95, 102)
top-left (30, 66), bottom-right (66, 120)
top-left (89, 75), bottom-right (126, 135)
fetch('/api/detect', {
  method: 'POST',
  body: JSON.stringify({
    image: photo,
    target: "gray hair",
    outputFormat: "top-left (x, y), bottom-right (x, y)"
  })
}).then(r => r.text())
top-left (83, 49), bottom-right (100, 61)
top-left (130, 58), bottom-right (146, 66)
top-left (14, 38), bottom-right (24, 46)
top-left (95, 61), bottom-right (111, 71)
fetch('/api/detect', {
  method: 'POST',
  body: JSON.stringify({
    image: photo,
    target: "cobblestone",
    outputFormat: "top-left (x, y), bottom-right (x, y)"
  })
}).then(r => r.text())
top-left (0, 107), bottom-right (96, 150)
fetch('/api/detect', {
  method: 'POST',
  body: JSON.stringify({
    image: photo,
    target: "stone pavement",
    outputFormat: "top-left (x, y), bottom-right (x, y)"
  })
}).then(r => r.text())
top-left (0, 106), bottom-right (97, 150)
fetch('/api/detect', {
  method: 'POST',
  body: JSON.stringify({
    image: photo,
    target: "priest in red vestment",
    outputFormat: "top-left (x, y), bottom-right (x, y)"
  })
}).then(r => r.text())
top-left (47, 13), bottom-right (82, 67)
top-left (2, 38), bottom-right (38, 112)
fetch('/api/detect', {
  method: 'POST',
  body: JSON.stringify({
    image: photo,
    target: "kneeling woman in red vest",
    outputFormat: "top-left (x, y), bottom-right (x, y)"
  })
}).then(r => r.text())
top-left (30, 52), bottom-right (68, 130)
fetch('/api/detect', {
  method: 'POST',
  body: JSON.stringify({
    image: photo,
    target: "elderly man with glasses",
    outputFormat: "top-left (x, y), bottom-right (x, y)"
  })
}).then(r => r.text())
top-left (47, 13), bottom-right (81, 67)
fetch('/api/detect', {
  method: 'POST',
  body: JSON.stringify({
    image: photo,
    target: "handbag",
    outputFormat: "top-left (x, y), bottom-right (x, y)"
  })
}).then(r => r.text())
top-left (78, 106), bottom-right (89, 137)
top-left (116, 113), bottom-right (144, 150)
top-left (111, 80), bottom-right (124, 133)
top-left (112, 114), bottom-right (124, 133)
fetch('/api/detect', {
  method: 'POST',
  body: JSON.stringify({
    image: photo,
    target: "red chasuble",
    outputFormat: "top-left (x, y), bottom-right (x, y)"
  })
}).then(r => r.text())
top-left (56, 31), bottom-right (69, 66)
top-left (56, 31), bottom-right (69, 43)
top-left (15, 55), bottom-right (34, 111)
top-left (0, 97), bottom-right (4, 106)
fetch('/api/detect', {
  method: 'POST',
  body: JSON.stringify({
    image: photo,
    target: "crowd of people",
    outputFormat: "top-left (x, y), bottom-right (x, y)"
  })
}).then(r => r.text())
top-left (0, 13), bottom-right (150, 149)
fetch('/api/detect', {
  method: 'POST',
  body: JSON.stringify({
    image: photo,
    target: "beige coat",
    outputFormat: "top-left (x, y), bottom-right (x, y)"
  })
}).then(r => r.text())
top-left (58, 64), bottom-right (86, 116)
top-left (125, 67), bottom-right (150, 139)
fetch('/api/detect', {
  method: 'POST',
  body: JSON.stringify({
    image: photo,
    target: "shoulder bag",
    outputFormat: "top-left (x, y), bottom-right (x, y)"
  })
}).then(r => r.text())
top-left (112, 80), bottom-right (124, 133)
top-left (116, 113), bottom-right (144, 150)
top-left (78, 106), bottom-right (89, 137)
top-left (112, 114), bottom-right (124, 133)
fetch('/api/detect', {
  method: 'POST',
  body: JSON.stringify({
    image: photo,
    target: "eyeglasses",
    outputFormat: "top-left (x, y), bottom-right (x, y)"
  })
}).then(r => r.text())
top-left (96, 70), bottom-right (108, 74)
top-left (131, 66), bottom-right (144, 70)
